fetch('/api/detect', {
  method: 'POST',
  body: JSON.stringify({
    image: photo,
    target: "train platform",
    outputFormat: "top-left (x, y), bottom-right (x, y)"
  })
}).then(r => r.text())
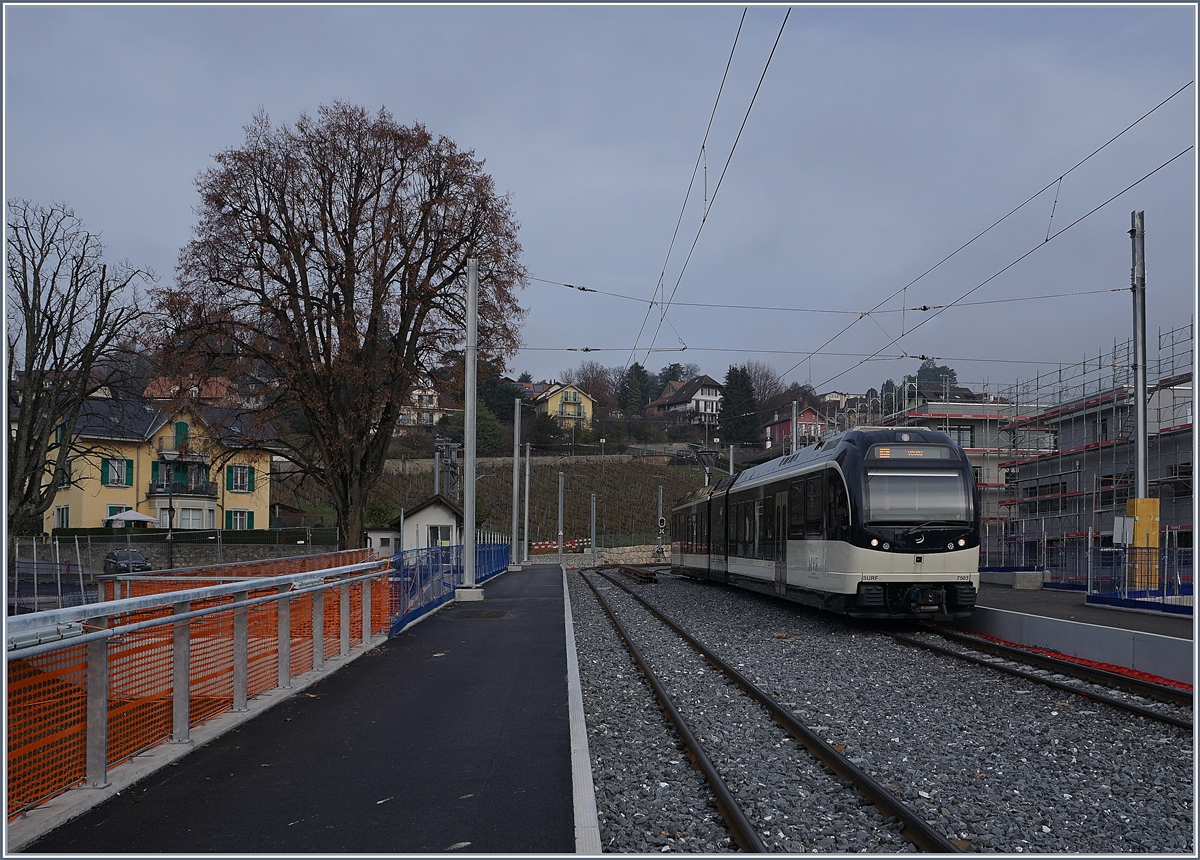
top-left (975, 583), bottom-right (1193, 640)
top-left (20, 563), bottom-right (587, 855)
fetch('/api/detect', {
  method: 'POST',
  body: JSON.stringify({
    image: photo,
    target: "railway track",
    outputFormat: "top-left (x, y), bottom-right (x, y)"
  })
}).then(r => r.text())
top-left (580, 567), bottom-right (960, 853)
top-left (870, 625), bottom-right (1193, 731)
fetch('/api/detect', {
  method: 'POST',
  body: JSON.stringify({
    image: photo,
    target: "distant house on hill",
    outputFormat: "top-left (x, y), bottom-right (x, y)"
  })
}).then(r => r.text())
top-left (534, 383), bottom-right (594, 430)
top-left (763, 404), bottom-right (829, 449)
top-left (644, 375), bottom-right (723, 425)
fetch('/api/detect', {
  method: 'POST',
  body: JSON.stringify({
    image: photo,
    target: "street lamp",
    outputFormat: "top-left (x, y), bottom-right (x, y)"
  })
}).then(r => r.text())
top-left (161, 451), bottom-right (178, 569)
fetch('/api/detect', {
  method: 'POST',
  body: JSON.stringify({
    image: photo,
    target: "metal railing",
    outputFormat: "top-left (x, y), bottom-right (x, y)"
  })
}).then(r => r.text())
top-left (146, 480), bottom-right (218, 498)
top-left (5, 553), bottom-right (389, 819)
top-left (387, 542), bottom-right (510, 635)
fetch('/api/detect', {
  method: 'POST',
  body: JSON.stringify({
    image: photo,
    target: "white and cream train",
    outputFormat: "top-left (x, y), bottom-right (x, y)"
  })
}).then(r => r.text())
top-left (672, 427), bottom-right (980, 618)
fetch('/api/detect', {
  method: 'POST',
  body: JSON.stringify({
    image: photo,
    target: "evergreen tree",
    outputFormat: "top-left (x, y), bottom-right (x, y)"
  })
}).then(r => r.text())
top-left (719, 365), bottom-right (758, 443)
top-left (437, 402), bottom-right (508, 453)
top-left (620, 362), bottom-right (653, 415)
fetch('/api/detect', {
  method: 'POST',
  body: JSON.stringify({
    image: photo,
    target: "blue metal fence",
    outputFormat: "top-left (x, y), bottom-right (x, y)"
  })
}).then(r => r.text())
top-left (386, 542), bottom-right (510, 636)
top-left (1086, 546), bottom-right (1193, 615)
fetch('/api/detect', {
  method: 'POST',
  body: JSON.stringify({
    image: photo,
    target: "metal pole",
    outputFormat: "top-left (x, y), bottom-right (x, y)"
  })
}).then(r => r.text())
top-left (523, 442), bottom-right (531, 564)
top-left (460, 258), bottom-right (480, 596)
top-left (591, 492), bottom-right (597, 567)
top-left (1130, 211), bottom-right (1148, 499)
top-left (434, 450), bottom-right (440, 497)
top-left (558, 471), bottom-right (564, 566)
top-left (76, 535), bottom-right (86, 605)
top-left (791, 400), bottom-right (798, 452)
top-left (510, 397), bottom-right (521, 570)
top-left (729, 444), bottom-right (735, 476)
top-left (399, 509), bottom-right (404, 555)
top-left (656, 485), bottom-right (664, 558)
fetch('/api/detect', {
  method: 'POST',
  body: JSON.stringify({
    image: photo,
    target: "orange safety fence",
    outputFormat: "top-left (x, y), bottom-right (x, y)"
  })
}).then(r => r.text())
top-left (8, 551), bottom-right (388, 820)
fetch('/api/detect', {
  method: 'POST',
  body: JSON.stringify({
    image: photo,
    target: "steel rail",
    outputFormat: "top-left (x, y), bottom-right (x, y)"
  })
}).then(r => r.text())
top-left (885, 631), bottom-right (1192, 732)
top-left (579, 572), bottom-right (767, 853)
top-left (593, 569), bottom-right (960, 854)
top-left (925, 624), bottom-right (1193, 707)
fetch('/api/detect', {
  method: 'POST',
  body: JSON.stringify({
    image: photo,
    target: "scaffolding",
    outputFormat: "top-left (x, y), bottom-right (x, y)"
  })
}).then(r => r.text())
top-left (995, 321), bottom-right (1193, 571)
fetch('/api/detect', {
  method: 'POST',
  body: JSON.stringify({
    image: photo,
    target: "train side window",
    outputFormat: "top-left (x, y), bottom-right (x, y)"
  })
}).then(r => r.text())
top-left (789, 480), bottom-right (805, 539)
top-left (753, 500), bottom-right (763, 558)
top-left (826, 469), bottom-right (850, 541)
top-left (805, 473), bottom-right (825, 539)
top-left (742, 502), bottom-right (752, 557)
top-left (762, 494), bottom-right (775, 559)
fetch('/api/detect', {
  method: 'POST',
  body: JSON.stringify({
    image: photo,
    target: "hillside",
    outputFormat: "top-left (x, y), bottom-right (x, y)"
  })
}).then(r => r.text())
top-left (272, 454), bottom-right (711, 547)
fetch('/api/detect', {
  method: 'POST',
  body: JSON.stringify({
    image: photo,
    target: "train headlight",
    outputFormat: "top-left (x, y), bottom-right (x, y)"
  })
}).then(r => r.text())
top-left (957, 538), bottom-right (966, 547)
top-left (870, 538), bottom-right (879, 547)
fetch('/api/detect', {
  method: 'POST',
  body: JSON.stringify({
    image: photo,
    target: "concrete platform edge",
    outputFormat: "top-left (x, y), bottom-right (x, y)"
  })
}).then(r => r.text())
top-left (952, 606), bottom-right (1194, 685)
top-left (6, 632), bottom-right (390, 854)
top-left (563, 565), bottom-right (602, 854)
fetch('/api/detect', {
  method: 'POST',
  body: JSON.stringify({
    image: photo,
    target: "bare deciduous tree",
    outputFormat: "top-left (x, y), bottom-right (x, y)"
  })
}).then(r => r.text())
top-left (744, 360), bottom-right (784, 406)
top-left (6, 200), bottom-right (150, 535)
top-left (159, 103), bottom-right (526, 548)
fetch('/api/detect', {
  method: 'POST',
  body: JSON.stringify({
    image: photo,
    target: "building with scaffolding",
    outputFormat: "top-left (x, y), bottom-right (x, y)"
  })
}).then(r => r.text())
top-left (995, 322), bottom-right (1192, 559)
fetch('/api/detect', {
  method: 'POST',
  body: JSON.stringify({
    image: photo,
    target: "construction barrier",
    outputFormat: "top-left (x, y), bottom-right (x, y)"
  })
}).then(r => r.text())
top-left (6, 551), bottom-right (389, 820)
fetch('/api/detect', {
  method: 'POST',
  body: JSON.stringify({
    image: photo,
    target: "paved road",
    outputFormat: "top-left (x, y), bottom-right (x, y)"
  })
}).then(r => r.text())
top-left (27, 565), bottom-right (574, 854)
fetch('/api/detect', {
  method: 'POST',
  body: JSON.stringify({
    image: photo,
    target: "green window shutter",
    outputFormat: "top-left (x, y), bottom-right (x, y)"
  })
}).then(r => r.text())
top-left (225, 510), bottom-right (233, 530)
top-left (126, 459), bottom-right (134, 486)
top-left (174, 421), bottom-right (189, 446)
top-left (226, 465), bottom-right (234, 491)
top-left (247, 467), bottom-right (255, 492)
top-left (101, 459), bottom-right (110, 486)
top-left (174, 463), bottom-right (187, 484)
top-left (247, 511), bottom-right (254, 530)
top-left (203, 464), bottom-right (210, 483)
top-left (151, 461), bottom-right (159, 483)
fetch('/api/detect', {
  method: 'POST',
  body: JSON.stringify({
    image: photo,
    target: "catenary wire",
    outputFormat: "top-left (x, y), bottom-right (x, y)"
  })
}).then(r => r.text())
top-left (810, 144), bottom-right (1194, 390)
top-left (638, 7), bottom-right (790, 365)
top-left (530, 276), bottom-right (1126, 314)
top-left (775, 80), bottom-right (1194, 381)
top-left (626, 8), bottom-right (748, 370)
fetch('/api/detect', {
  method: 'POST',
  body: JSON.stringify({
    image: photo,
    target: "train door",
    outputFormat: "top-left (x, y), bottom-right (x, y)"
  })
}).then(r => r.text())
top-left (805, 472), bottom-right (826, 581)
top-left (774, 490), bottom-right (788, 595)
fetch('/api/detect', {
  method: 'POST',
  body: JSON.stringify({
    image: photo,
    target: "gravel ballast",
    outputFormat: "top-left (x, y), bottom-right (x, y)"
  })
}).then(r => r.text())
top-left (569, 571), bottom-right (1194, 853)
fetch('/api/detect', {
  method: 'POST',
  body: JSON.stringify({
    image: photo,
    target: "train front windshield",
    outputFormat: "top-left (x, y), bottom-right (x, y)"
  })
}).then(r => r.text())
top-left (864, 471), bottom-right (971, 524)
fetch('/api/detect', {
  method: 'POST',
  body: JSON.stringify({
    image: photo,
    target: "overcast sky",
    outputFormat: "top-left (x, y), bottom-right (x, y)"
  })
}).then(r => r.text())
top-left (5, 3), bottom-right (1196, 398)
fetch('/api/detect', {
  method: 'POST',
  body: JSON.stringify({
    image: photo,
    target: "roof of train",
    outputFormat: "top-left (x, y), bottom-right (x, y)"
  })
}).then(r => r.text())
top-left (673, 427), bottom-right (959, 509)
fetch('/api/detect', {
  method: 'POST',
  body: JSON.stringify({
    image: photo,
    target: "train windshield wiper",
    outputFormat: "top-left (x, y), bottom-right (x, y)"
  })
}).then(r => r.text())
top-left (895, 520), bottom-right (956, 536)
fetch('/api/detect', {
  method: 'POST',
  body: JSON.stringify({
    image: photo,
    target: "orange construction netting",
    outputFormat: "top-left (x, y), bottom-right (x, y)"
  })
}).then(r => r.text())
top-left (8, 551), bottom-right (387, 820)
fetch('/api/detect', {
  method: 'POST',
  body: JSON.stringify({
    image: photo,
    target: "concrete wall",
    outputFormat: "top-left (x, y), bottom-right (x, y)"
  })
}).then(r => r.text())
top-left (16, 541), bottom-right (338, 575)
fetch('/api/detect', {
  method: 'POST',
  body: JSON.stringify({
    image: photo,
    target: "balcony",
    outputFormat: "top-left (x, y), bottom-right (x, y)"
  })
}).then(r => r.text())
top-left (156, 435), bottom-right (213, 462)
top-left (147, 481), bottom-right (218, 498)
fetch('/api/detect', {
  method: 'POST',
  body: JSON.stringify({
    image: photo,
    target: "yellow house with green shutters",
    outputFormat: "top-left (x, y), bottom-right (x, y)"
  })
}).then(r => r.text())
top-left (533, 383), bottom-right (594, 430)
top-left (43, 398), bottom-right (270, 533)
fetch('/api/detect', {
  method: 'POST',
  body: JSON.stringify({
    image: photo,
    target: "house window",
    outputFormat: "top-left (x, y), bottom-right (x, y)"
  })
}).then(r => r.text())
top-left (59, 460), bottom-right (72, 488)
top-left (226, 509), bottom-right (252, 530)
top-left (178, 507), bottom-right (205, 529)
top-left (428, 525), bottom-right (453, 547)
top-left (379, 537), bottom-right (391, 548)
top-left (54, 505), bottom-right (69, 529)
top-left (208, 509), bottom-right (216, 530)
top-left (227, 464), bottom-right (254, 492)
top-left (102, 458), bottom-right (134, 487)
top-left (948, 425), bottom-right (975, 448)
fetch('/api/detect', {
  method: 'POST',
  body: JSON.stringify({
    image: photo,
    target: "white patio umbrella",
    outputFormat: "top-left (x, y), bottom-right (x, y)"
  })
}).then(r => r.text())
top-left (102, 510), bottom-right (160, 524)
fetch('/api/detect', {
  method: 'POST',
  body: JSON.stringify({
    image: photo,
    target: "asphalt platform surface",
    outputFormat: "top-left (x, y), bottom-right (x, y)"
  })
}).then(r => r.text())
top-left (976, 583), bottom-right (1194, 640)
top-left (25, 564), bottom-right (574, 854)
